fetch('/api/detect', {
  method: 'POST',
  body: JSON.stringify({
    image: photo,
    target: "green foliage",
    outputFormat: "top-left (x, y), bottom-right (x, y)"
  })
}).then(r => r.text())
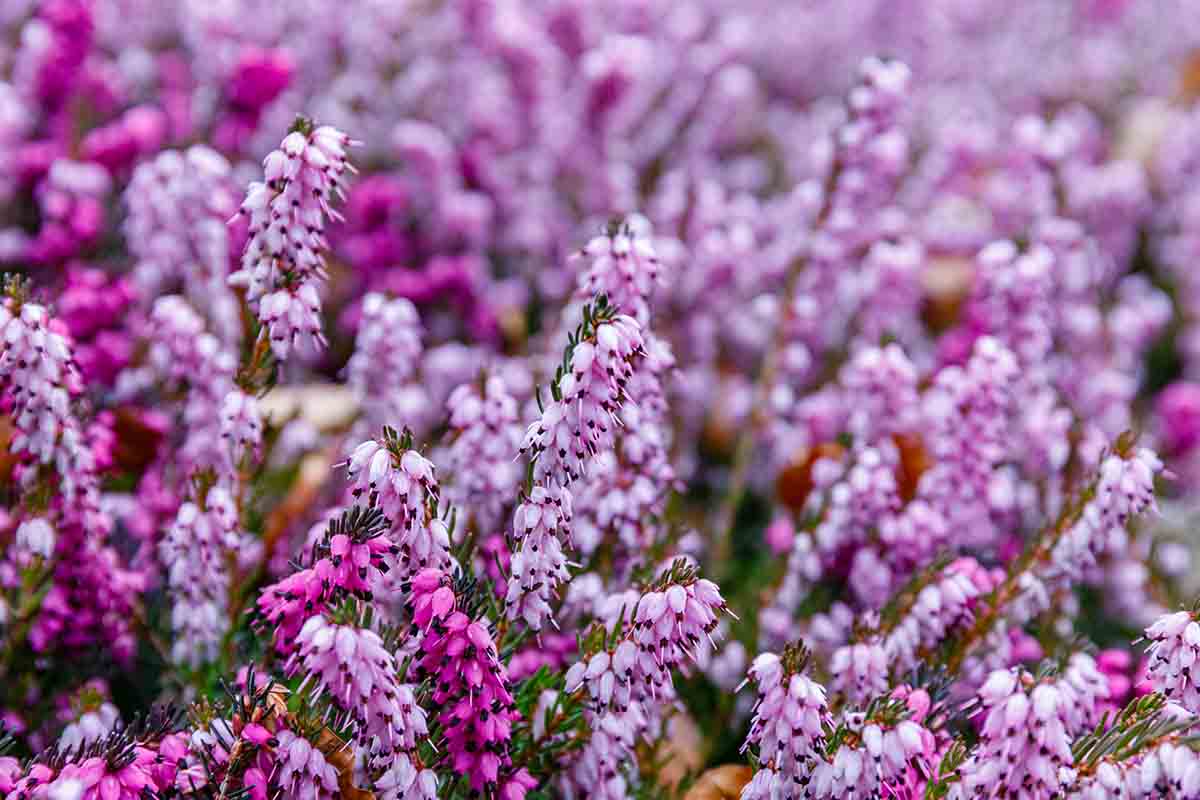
top-left (1072, 692), bottom-right (1194, 770)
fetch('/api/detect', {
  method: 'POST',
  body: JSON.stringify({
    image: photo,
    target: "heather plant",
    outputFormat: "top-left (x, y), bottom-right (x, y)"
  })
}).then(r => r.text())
top-left (5, 2), bottom-right (1200, 799)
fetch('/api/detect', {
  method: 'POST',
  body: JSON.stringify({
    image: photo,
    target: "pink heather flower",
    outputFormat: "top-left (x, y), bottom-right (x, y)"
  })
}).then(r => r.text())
top-left (575, 214), bottom-right (663, 325)
top-left (7, 763), bottom-right (57, 797)
top-left (1145, 609), bottom-right (1200, 714)
top-left (274, 730), bottom-right (340, 800)
top-left (414, 581), bottom-right (522, 794)
top-left (441, 375), bottom-right (523, 533)
top-left (159, 487), bottom-right (241, 666)
top-left (408, 567), bottom-right (458, 630)
top-left (764, 516), bottom-right (795, 556)
top-left (951, 668), bottom-right (1076, 799)
top-left (147, 733), bottom-right (190, 794)
top-left (230, 122), bottom-right (358, 360)
top-left (505, 484), bottom-right (575, 630)
top-left (79, 105), bottom-right (167, 173)
top-left (521, 314), bottom-right (645, 485)
top-left (25, 159), bottom-right (109, 266)
top-left (1099, 647), bottom-right (1135, 686)
top-left (227, 47), bottom-right (293, 113)
top-left (1157, 381), bottom-right (1200, 456)
top-left (57, 267), bottom-right (136, 386)
top-left (28, 521), bottom-right (143, 664)
top-left (508, 633), bottom-right (576, 681)
top-left (345, 437), bottom-right (448, 577)
top-left (256, 511), bottom-right (396, 652)
top-left (256, 566), bottom-right (330, 653)
top-left (290, 616), bottom-right (429, 760)
top-left (48, 752), bottom-right (156, 800)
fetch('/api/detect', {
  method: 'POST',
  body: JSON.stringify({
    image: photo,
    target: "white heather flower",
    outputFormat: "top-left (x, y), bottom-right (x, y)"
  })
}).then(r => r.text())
top-left (829, 640), bottom-right (889, 703)
top-left (505, 484), bottom-right (574, 630)
top-left (290, 616), bottom-right (428, 758)
top-left (1145, 609), bottom-right (1200, 714)
top-left (952, 667), bottom-right (1075, 800)
top-left (219, 389), bottom-right (262, 470)
top-left (1049, 447), bottom-right (1163, 585)
top-left (230, 122), bottom-right (357, 360)
top-left (275, 730), bottom-right (340, 800)
top-left (125, 145), bottom-right (241, 340)
top-left (0, 302), bottom-right (97, 509)
top-left (159, 487), bottom-right (241, 666)
top-left (521, 314), bottom-right (645, 486)
top-left (741, 649), bottom-right (830, 791)
top-left (15, 516), bottom-right (55, 560)
top-left (58, 701), bottom-right (119, 752)
top-left (576, 214), bottom-right (664, 325)
top-left (345, 437), bottom-right (447, 577)
top-left (347, 292), bottom-right (424, 431)
top-left (148, 295), bottom-right (238, 477)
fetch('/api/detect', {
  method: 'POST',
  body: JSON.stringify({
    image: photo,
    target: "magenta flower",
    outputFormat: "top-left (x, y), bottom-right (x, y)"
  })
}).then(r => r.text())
top-left (412, 570), bottom-right (524, 794)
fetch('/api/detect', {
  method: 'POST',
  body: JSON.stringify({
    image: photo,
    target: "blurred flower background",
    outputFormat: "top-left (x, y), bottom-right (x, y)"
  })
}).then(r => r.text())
top-left (4, 0), bottom-right (1200, 798)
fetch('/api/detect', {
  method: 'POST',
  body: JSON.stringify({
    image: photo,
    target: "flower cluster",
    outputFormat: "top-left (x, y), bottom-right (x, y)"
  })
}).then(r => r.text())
top-left (411, 569), bottom-right (532, 797)
top-left (562, 562), bottom-right (730, 797)
top-left (7, 5), bottom-right (1200, 799)
top-left (230, 120), bottom-right (357, 360)
top-left (159, 486), bottom-right (242, 666)
top-left (1145, 609), bottom-right (1200, 714)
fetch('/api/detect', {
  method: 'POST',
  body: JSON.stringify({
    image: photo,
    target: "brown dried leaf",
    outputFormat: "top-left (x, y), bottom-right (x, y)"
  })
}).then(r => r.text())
top-left (921, 256), bottom-right (973, 333)
top-left (776, 442), bottom-right (845, 512)
top-left (656, 713), bottom-right (704, 789)
top-left (682, 765), bottom-right (754, 800)
top-left (0, 415), bottom-right (15, 484)
top-left (894, 432), bottom-right (932, 503)
top-left (261, 447), bottom-right (336, 557)
top-left (315, 726), bottom-right (376, 800)
top-left (1182, 49), bottom-right (1200, 102)
top-left (112, 406), bottom-right (165, 472)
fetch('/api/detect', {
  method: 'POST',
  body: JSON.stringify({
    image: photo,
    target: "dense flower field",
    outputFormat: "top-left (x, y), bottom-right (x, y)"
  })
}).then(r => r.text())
top-left (6, 0), bottom-right (1200, 798)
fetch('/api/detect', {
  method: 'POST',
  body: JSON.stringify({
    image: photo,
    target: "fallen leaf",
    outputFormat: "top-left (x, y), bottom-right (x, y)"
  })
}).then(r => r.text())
top-left (776, 441), bottom-right (845, 512)
top-left (315, 726), bottom-right (376, 800)
top-left (683, 765), bottom-right (754, 800)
